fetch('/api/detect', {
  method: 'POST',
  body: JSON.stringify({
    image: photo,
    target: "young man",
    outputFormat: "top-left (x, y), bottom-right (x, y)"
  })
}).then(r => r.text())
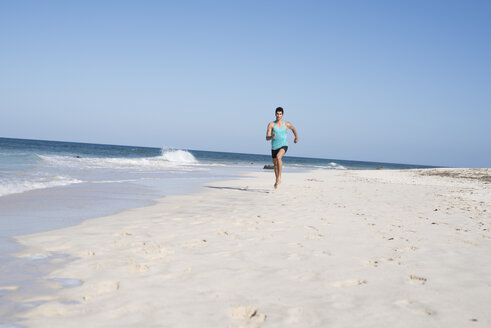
top-left (266, 107), bottom-right (299, 189)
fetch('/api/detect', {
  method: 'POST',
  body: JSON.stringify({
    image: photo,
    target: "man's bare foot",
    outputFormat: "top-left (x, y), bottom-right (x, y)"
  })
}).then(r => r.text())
top-left (274, 178), bottom-right (281, 189)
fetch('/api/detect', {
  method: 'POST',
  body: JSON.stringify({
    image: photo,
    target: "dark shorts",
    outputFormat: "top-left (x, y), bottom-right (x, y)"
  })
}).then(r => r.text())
top-left (271, 146), bottom-right (288, 159)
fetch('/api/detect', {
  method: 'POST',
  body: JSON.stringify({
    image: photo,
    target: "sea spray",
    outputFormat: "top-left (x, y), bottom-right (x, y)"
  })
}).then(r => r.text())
top-left (160, 149), bottom-right (197, 164)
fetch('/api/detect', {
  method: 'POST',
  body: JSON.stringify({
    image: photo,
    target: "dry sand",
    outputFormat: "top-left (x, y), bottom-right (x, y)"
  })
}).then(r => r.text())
top-left (9, 168), bottom-right (491, 327)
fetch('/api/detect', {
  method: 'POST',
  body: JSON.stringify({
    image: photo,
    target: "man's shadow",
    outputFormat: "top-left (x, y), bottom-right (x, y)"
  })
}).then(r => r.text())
top-left (204, 186), bottom-right (271, 193)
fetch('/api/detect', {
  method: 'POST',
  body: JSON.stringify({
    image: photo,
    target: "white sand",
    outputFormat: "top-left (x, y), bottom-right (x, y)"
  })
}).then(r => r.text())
top-left (11, 168), bottom-right (491, 327)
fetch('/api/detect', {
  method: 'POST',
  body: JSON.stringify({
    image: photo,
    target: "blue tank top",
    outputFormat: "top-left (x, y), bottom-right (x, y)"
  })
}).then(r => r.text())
top-left (272, 121), bottom-right (288, 150)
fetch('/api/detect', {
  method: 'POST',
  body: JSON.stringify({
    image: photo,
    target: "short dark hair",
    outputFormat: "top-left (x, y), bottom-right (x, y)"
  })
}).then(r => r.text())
top-left (275, 107), bottom-right (284, 114)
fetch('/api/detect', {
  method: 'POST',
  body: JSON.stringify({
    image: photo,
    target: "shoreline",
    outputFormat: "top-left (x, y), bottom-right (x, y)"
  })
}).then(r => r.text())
top-left (5, 168), bottom-right (491, 327)
top-left (0, 165), bottom-right (253, 326)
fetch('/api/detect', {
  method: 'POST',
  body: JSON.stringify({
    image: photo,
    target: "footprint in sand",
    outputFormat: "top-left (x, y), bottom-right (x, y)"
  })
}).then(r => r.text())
top-left (79, 251), bottom-right (96, 257)
top-left (96, 281), bottom-right (119, 292)
top-left (180, 239), bottom-right (208, 248)
top-left (306, 233), bottom-right (324, 240)
top-left (230, 305), bottom-right (267, 325)
top-left (320, 218), bottom-right (332, 224)
top-left (408, 274), bottom-right (427, 285)
top-left (304, 225), bottom-right (319, 231)
top-left (82, 280), bottom-right (119, 301)
top-left (137, 242), bottom-right (172, 259)
top-left (365, 259), bottom-right (380, 267)
top-left (395, 299), bottom-right (436, 315)
top-left (306, 178), bottom-right (323, 182)
top-left (128, 259), bottom-right (150, 273)
top-left (364, 257), bottom-right (395, 267)
top-left (332, 279), bottom-right (367, 287)
top-left (393, 246), bottom-right (418, 253)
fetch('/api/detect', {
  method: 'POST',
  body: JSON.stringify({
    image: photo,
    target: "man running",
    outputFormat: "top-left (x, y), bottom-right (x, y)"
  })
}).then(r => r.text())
top-left (266, 107), bottom-right (299, 189)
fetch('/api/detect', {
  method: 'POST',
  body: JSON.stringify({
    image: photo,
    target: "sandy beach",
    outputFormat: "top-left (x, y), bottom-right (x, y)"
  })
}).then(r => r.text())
top-left (8, 168), bottom-right (491, 327)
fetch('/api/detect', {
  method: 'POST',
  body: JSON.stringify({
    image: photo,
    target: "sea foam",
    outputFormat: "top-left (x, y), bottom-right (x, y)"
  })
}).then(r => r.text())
top-left (160, 149), bottom-right (197, 164)
top-left (0, 176), bottom-right (83, 197)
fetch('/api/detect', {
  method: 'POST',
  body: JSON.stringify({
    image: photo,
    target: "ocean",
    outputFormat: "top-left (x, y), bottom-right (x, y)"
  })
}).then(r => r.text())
top-left (0, 137), bottom-right (434, 194)
top-left (0, 137), bottom-right (437, 324)
top-left (0, 136), bottom-right (437, 236)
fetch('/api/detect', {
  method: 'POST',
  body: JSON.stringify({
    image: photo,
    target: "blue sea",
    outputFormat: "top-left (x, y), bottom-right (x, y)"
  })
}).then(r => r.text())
top-left (0, 136), bottom-right (437, 236)
top-left (0, 137), bottom-right (436, 324)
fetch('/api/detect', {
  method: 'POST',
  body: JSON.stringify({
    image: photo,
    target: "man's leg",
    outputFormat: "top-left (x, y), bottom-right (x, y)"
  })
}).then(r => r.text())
top-left (274, 149), bottom-right (286, 188)
top-left (272, 157), bottom-right (279, 185)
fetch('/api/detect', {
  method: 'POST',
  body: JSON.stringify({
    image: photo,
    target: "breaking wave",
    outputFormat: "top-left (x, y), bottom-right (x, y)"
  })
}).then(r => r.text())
top-left (36, 149), bottom-right (198, 170)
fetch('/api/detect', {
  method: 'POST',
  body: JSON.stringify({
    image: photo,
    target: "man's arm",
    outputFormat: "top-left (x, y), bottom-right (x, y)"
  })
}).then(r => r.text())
top-left (287, 122), bottom-right (298, 143)
top-left (266, 122), bottom-right (275, 141)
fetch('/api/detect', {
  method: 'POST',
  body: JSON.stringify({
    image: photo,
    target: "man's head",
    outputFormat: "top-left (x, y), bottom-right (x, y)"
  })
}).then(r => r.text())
top-left (275, 107), bottom-right (284, 120)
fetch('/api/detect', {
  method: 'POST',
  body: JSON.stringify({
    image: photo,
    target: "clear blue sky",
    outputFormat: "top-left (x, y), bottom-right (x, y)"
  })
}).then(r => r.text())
top-left (1, 0), bottom-right (490, 167)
